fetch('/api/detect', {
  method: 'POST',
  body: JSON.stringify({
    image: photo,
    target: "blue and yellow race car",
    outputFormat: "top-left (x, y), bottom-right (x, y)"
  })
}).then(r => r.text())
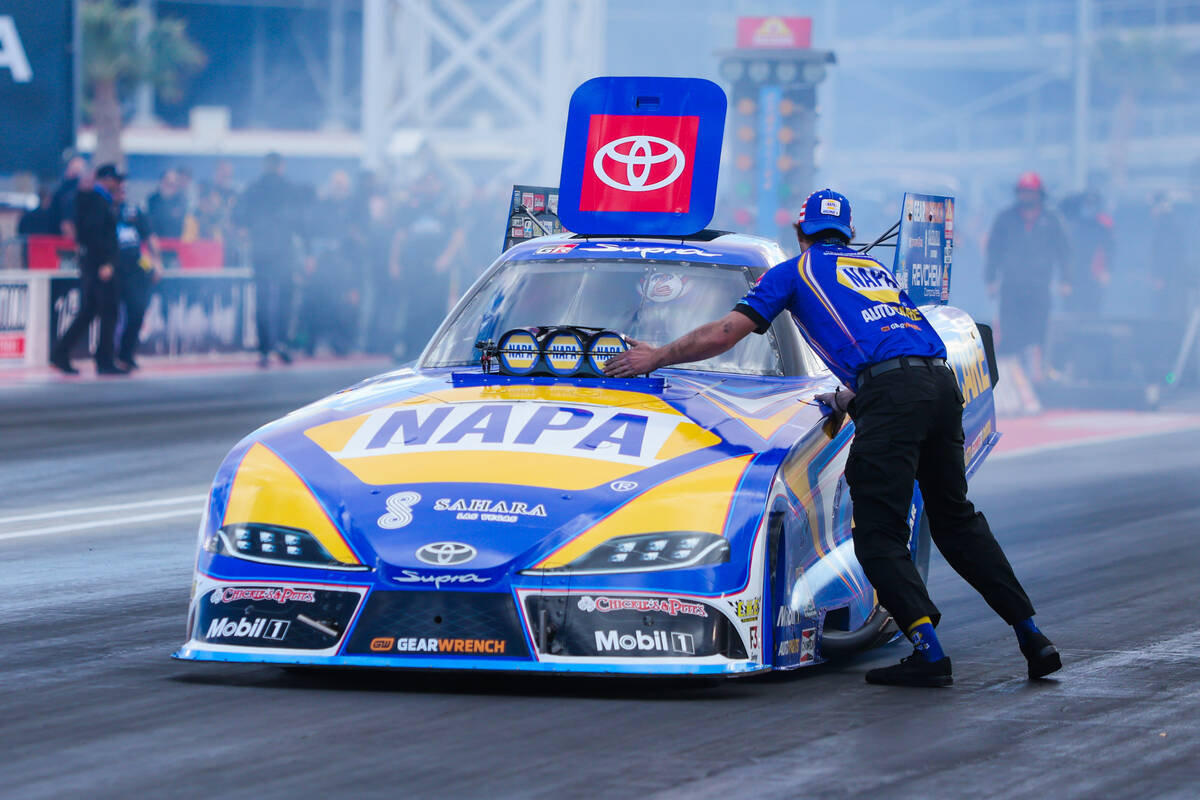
top-left (175, 228), bottom-right (999, 677)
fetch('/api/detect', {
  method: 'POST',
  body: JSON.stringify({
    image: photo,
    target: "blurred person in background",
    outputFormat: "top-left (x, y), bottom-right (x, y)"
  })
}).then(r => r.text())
top-left (211, 160), bottom-right (241, 265)
top-left (297, 169), bottom-right (363, 356)
top-left (364, 192), bottom-right (404, 357)
top-left (112, 178), bottom-right (162, 371)
top-left (18, 187), bottom-right (56, 236)
top-left (51, 164), bottom-right (126, 376)
top-left (1060, 189), bottom-right (1114, 313)
top-left (399, 161), bottom-right (464, 361)
top-left (185, 182), bottom-right (227, 243)
top-left (1150, 191), bottom-right (1197, 324)
top-left (147, 169), bottom-right (188, 238)
top-left (49, 155), bottom-right (87, 240)
top-left (985, 172), bottom-right (1071, 381)
top-left (236, 152), bottom-right (301, 367)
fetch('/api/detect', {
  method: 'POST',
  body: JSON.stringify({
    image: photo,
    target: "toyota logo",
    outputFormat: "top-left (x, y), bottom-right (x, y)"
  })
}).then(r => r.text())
top-left (592, 135), bottom-right (685, 192)
top-left (415, 541), bottom-right (477, 566)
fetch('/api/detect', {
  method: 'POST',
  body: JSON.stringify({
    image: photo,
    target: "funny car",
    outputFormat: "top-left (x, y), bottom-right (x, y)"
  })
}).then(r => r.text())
top-left (174, 229), bottom-right (1000, 677)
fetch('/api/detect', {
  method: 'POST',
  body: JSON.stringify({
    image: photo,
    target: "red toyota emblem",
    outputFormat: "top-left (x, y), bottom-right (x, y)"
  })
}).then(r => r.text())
top-left (579, 114), bottom-right (699, 213)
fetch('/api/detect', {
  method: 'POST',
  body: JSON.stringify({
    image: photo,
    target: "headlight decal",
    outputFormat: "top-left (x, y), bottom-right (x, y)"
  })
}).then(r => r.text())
top-left (534, 454), bottom-right (753, 569)
top-left (222, 442), bottom-right (361, 566)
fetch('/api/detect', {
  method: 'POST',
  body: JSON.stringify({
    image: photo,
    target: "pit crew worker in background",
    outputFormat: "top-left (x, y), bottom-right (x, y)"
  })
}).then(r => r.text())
top-left (985, 172), bottom-right (1071, 382)
top-left (605, 189), bottom-right (1062, 688)
top-left (113, 178), bottom-right (162, 370)
top-left (50, 164), bottom-right (126, 376)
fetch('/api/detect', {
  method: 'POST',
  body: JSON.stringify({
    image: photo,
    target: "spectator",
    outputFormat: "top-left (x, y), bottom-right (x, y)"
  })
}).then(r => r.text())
top-left (50, 164), bottom-right (126, 375)
top-left (364, 192), bottom-right (404, 356)
top-left (399, 163), bottom-right (465, 361)
top-left (297, 169), bottom-right (362, 356)
top-left (147, 169), bottom-right (188, 238)
top-left (113, 179), bottom-right (162, 370)
top-left (236, 152), bottom-right (301, 366)
top-left (985, 171), bottom-right (1071, 381)
top-left (185, 182), bottom-right (226, 243)
top-left (1060, 190), bottom-right (1115, 313)
top-left (49, 156), bottom-right (87, 240)
top-left (1150, 191), bottom-right (1195, 323)
top-left (17, 188), bottom-right (56, 236)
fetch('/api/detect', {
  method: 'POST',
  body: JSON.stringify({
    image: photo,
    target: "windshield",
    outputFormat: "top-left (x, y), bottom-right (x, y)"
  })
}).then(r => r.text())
top-left (422, 258), bottom-right (783, 376)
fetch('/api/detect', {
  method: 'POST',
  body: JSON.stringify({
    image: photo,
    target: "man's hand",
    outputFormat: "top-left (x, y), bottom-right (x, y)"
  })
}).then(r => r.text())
top-left (98, 264), bottom-right (114, 282)
top-left (815, 388), bottom-right (854, 438)
top-left (603, 338), bottom-right (658, 378)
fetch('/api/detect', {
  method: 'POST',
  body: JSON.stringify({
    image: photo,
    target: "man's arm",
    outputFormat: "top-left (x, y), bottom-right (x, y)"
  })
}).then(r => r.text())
top-left (603, 311), bottom-right (757, 378)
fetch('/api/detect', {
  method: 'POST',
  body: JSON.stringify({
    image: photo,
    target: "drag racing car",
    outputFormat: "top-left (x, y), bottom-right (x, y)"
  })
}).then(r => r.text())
top-left (174, 229), bottom-right (1000, 677)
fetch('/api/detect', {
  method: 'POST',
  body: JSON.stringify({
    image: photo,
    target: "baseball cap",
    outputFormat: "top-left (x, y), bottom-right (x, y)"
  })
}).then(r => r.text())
top-left (95, 164), bottom-right (126, 181)
top-left (796, 188), bottom-right (852, 239)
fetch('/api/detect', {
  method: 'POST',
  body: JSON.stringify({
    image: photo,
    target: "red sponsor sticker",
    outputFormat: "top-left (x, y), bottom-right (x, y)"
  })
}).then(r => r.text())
top-left (0, 332), bottom-right (25, 359)
top-left (579, 114), bottom-right (699, 214)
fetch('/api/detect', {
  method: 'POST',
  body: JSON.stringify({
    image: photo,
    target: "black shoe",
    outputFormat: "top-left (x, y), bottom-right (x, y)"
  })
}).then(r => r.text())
top-left (116, 357), bottom-right (139, 371)
top-left (866, 652), bottom-right (953, 687)
top-left (257, 353), bottom-right (270, 368)
top-left (50, 353), bottom-right (79, 375)
top-left (1020, 632), bottom-right (1062, 679)
top-left (96, 362), bottom-right (130, 376)
top-left (275, 346), bottom-right (293, 365)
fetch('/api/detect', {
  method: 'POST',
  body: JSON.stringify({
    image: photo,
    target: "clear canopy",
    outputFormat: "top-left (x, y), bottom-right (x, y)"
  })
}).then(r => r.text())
top-left (421, 258), bottom-right (783, 376)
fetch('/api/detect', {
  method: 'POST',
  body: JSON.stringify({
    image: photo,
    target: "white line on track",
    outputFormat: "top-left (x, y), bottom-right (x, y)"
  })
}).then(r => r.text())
top-left (0, 507), bottom-right (202, 542)
top-left (0, 493), bottom-right (207, 526)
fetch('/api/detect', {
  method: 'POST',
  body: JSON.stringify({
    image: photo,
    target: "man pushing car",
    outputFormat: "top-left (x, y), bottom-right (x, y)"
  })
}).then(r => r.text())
top-left (604, 188), bottom-right (1061, 688)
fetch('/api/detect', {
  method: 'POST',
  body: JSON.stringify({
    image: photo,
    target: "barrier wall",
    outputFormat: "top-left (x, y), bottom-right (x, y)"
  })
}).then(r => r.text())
top-left (0, 268), bottom-right (256, 367)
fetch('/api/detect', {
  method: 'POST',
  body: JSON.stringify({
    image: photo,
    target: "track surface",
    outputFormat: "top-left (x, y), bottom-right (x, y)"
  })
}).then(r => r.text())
top-left (1, 368), bottom-right (1198, 799)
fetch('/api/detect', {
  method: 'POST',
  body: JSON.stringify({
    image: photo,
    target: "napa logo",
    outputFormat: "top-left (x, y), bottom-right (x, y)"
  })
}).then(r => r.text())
top-left (588, 333), bottom-right (627, 371)
top-left (331, 402), bottom-right (685, 467)
top-left (543, 331), bottom-right (585, 375)
top-left (836, 257), bottom-right (901, 304)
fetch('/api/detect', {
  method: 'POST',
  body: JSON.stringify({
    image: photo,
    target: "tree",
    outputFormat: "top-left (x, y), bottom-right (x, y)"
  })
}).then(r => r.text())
top-left (83, 0), bottom-right (205, 167)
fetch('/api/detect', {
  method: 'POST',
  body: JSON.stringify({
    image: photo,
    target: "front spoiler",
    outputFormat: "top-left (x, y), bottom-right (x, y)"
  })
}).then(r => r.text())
top-left (172, 645), bottom-right (769, 677)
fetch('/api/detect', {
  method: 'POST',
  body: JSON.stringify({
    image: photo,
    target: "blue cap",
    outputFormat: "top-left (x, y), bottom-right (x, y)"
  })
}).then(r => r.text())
top-left (796, 188), bottom-right (852, 239)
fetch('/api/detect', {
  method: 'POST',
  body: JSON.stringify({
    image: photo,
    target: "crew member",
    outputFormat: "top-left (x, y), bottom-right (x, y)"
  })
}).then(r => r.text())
top-left (985, 172), bottom-right (1071, 381)
top-left (51, 164), bottom-right (126, 376)
top-left (604, 189), bottom-right (1061, 687)
top-left (113, 178), bottom-right (162, 370)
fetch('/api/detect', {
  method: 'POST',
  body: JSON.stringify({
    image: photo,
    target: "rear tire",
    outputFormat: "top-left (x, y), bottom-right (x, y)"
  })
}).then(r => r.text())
top-left (820, 511), bottom-right (931, 656)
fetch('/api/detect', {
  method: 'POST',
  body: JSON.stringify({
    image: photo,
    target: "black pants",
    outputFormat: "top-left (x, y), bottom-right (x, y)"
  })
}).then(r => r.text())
top-left (117, 266), bottom-right (153, 363)
top-left (53, 268), bottom-right (119, 367)
top-left (254, 271), bottom-right (294, 355)
top-left (846, 361), bottom-right (1036, 631)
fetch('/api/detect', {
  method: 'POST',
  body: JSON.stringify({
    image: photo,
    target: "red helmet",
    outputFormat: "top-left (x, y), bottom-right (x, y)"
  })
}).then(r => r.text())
top-left (1016, 171), bottom-right (1044, 192)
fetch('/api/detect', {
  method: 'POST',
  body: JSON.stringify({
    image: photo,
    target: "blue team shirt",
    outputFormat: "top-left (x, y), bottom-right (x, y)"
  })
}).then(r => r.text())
top-left (736, 241), bottom-right (947, 389)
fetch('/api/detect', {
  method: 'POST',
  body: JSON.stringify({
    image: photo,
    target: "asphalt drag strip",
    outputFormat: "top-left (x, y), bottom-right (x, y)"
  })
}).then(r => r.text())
top-left (0, 370), bottom-right (1198, 799)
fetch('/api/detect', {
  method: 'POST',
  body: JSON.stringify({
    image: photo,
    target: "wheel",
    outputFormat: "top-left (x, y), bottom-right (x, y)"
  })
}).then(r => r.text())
top-left (820, 510), bottom-right (931, 657)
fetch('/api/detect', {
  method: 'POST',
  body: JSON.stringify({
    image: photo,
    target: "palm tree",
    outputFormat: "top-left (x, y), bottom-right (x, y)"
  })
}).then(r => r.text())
top-left (83, 0), bottom-right (205, 166)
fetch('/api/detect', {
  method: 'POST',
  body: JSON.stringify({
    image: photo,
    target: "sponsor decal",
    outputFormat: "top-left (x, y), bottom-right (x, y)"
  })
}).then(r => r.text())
top-left (820, 198), bottom-right (842, 216)
top-left (0, 15), bottom-right (33, 82)
top-left (574, 241), bottom-right (719, 259)
top-left (594, 628), bottom-right (696, 654)
top-left (579, 114), bottom-right (699, 214)
top-left (415, 541), bottom-right (477, 566)
top-left (206, 616), bottom-right (291, 641)
top-left (729, 596), bottom-right (761, 622)
top-left (576, 595), bottom-right (708, 618)
top-left (535, 243), bottom-right (577, 255)
top-left (210, 587), bottom-right (317, 605)
top-left (378, 491), bottom-right (420, 529)
top-left (609, 480), bottom-right (638, 492)
top-left (749, 624), bottom-right (759, 651)
top-left (392, 570), bottom-right (490, 589)
top-left (836, 258), bottom-right (902, 304)
top-left (861, 302), bottom-right (923, 324)
top-left (370, 637), bottom-right (395, 652)
top-left (639, 272), bottom-right (690, 303)
top-left (776, 605), bottom-right (804, 627)
top-left (800, 627), bottom-right (816, 662)
top-left (433, 497), bottom-right (547, 524)
top-left (334, 402), bottom-right (685, 468)
top-left (391, 637), bottom-right (508, 655)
